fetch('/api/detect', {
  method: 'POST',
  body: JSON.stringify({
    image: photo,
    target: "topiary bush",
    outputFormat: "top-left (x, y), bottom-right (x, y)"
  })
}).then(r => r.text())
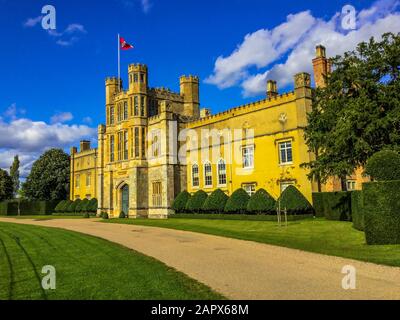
top-left (247, 189), bottom-right (276, 215)
top-left (277, 186), bottom-right (313, 215)
top-left (87, 198), bottom-right (98, 213)
top-left (76, 198), bottom-right (89, 213)
top-left (363, 181), bottom-right (400, 245)
top-left (224, 188), bottom-right (250, 214)
top-left (185, 190), bottom-right (208, 213)
top-left (54, 200), bottom-right (67, 213)
top-left (83, 212), bottom-right (90, 219)
top-left (119, 211), bottom-right (126, 218)
top-left (101, 212), bottom-right (109, 220)
top-left (365, 150), bottom-right (400, 181)
top-left (68, 199), bottom-right (81, 213)
top-left (202, 189), bottom-right (229, 214)
top-left (351, 191), bottom-right (364, 231)
top-left (172, 191), bottom-right (191, 213)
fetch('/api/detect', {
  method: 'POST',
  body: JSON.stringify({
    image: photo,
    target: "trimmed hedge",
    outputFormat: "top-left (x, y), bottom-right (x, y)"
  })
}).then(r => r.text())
top-left (363, 181), bottom-right (400, 245)
top-left (186, 190), bottom-right (208, 213)
top-left (172, 191), bottom-right (191, 213)
top-left (278, 186), bottom-right (313, 215)
top-left (247, 189), bottom-right (276, 215)
top-left (225, 188), bottom-right (250, 214)
top-left (365, 150), bottom-right (400, 181)
top-left (312, 192), bottom-right (351, 221)
top-left (0, 200), bottom-right (60, 216)
top-left (351, 191), bottom-right (364, 231)
top-left (172, 213), bottom-right (314, 221)
top-left (202, 189), bottom-right (229, 213)
top-left (55, 200), bottom-right (67, 213)
top-left (87, 198), bottom-right (98, 213)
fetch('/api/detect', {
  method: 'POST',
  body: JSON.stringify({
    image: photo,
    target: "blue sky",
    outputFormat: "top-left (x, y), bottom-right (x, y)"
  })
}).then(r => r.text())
top-left (0, 0), bottom-right (399, 176)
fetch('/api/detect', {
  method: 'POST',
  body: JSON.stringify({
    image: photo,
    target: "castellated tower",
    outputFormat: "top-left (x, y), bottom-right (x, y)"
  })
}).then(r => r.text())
top-left (129, 63), bottom-right (148, 95)
top-left (180, 75), bottom-right (200, 118)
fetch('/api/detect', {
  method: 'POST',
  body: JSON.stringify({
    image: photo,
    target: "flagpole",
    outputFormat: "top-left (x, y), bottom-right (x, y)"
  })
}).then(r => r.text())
top-left (118, 33), bottom-right (121, 91)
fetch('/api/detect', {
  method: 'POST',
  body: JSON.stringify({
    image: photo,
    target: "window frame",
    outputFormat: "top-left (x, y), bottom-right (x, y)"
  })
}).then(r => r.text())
top-left (204, 161), bottom-right (213, 188)
top-left (242, 145), bottom-right (254, 169)
top-left (191, 163), bottom-right (200, 188)
top-left (279, 141), bottom-right (293, 165)
top-left (217, 159), bottom-right (227, 187)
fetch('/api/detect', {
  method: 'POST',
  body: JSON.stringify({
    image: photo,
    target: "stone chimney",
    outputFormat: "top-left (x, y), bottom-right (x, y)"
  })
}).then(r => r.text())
top-left (266, 80), bottom-right (278, 98)
top-left (80, 140), bottom-right (91, 152)
top-left (312, 45), bottom-right (331, 88)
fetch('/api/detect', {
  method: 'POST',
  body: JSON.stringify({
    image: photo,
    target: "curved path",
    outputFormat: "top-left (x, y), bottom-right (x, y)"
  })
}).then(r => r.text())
top-left (1, 217), bottom-right (400, 300)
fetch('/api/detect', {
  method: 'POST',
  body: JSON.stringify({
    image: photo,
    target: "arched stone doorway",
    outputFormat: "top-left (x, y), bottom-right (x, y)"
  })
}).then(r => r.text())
top-left (121, 184), bottom-right (129, 217)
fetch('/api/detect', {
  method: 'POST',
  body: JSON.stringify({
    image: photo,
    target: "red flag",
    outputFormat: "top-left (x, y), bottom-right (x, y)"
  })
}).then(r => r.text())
top-left (120, 37), bottom-right (134, 50)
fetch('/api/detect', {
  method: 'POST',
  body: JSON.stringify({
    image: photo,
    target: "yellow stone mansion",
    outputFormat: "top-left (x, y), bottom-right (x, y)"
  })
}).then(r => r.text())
top-left (70, 46), bottom-right (367, 218)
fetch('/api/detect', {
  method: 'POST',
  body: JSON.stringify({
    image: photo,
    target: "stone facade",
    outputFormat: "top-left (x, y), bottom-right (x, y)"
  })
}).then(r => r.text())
top-left (70, 45), bottom-right (368, 218)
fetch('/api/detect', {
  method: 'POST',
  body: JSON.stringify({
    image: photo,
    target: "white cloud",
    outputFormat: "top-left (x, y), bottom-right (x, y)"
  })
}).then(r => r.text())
top-left (0, 116), bottom-right (96, 178)
top-left (3, 103), bottom-right (26, 120)
top-left (23, 16), bottom-right (43, 28)
top-left (82, 117), bottom-right (93, 124)
top-left (51, 112), bottom-right (74, 124)
top-left (118, 0), bottom-right (152, 13)
top-left (206, 0), bottom-right (400, 97)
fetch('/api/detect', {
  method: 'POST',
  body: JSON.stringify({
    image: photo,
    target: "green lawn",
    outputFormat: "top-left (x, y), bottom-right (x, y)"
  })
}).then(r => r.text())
top-left (0, 222), bottom-right (223, 300)
top-left (104, 217), bottom-right (400, 267)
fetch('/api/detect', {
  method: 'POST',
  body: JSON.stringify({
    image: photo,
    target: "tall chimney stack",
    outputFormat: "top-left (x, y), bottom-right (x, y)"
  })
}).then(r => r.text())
top-left (266, 80), bottom-right (278, 98)
top-left (312, 45), bottom-right (331, 88)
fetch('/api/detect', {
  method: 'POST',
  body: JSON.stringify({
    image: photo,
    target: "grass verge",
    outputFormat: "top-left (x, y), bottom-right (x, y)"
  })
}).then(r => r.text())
top-left (0, 222), bottom-right (223, 300)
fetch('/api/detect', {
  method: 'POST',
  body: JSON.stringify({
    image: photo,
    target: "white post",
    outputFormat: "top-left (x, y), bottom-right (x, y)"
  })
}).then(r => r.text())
top-left (118, 34), bottom-right (121, 91)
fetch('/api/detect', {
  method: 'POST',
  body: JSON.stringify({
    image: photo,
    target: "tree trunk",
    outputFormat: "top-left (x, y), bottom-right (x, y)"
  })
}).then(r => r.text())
top-left (340, 176), bottom-right (348, 191)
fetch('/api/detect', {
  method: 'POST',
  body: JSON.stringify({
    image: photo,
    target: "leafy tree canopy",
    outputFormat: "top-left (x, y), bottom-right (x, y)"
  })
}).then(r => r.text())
top-left (303, 33), bottom-right (400, 183)
top-left (22, 148), bottom-right (70, 201)
top-left (0, 169), bottom-right (13, 202)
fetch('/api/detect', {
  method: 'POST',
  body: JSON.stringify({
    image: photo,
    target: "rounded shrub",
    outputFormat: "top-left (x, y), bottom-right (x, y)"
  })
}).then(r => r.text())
top-left (54, 200), bottom-right (67, 213)
top-left (64, 200), bottom-right (75, 213)
top-left (88, 198), bottom-right (98, 213)
top-left (172, 191), bottom-right (191, 213)
top-left (365, 150), bottom-right (400, 181)
top-left (247, 189), bottom-right (276, 215)
top-left (277, 186), bottom-right (313, 215)
top-left (119, 211), bottom-right (126, 218)
top-left (76, 198), bottom-right (89, 213)
top-left (101, 212), bottom-right (109, 220)
top-left (224, 188), bottom-right (250, 214)
top-left (185, 190), bottom-right (208, 213)
top-left (68, 199), bottom-right (81, 213)
top-left (83, 212), bottom-right (90, 219)
top-left (202, 189), bottom-right (229, 214)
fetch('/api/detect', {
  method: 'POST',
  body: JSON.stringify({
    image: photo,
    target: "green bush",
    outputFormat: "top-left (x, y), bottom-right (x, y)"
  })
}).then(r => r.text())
top-left (83, 212), bottom-right (90, 219)
top-left (172, 191), bottom-right (191, 213)
top-left (312, 192), bottom-right (351, 221)
top-left (363, 181), bottom-right (400, 245)
top-left (68, 199), bottom-right (81, 213)
top-left (76, 198), bottom-right (89, 212)
top-left (365, 150), bottom-right (400, 181)
top-left (186, 190), bottom-right (208, 213)
top-left (62, 200), bottom-right (73, 213)
top-left (101, 212), bottom-right (109, 220)
top-left (54, 200), bottom-right (67, 213)
top-left (87, 198), bottom-right (98, 213)
top-left (225, 189), bottom-right (250, 214)
top-left (119, 211), bottom-right (126, 218)
top-left (0, 200), bottom-right (59, 216)
top-left (202, 189), bottom-right (229, 214)
top-left (247, 189), bottom-right (276, 215)
top-left (311, 193), bottom-right (325, 217)
top-left (351, 191), bottom-right (364, 231)
top-left (277, 186), bottom-right (313, 215)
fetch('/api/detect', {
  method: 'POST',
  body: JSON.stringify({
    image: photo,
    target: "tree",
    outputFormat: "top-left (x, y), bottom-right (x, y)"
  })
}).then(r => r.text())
top-left (9, 155), bottom-right (20, 198)
top-left (22, 148), bottom-right (70, 201)
top-left (0, 169), bottom-right (13, 202)
top-left (303, 33), bottom-right (400, 187)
